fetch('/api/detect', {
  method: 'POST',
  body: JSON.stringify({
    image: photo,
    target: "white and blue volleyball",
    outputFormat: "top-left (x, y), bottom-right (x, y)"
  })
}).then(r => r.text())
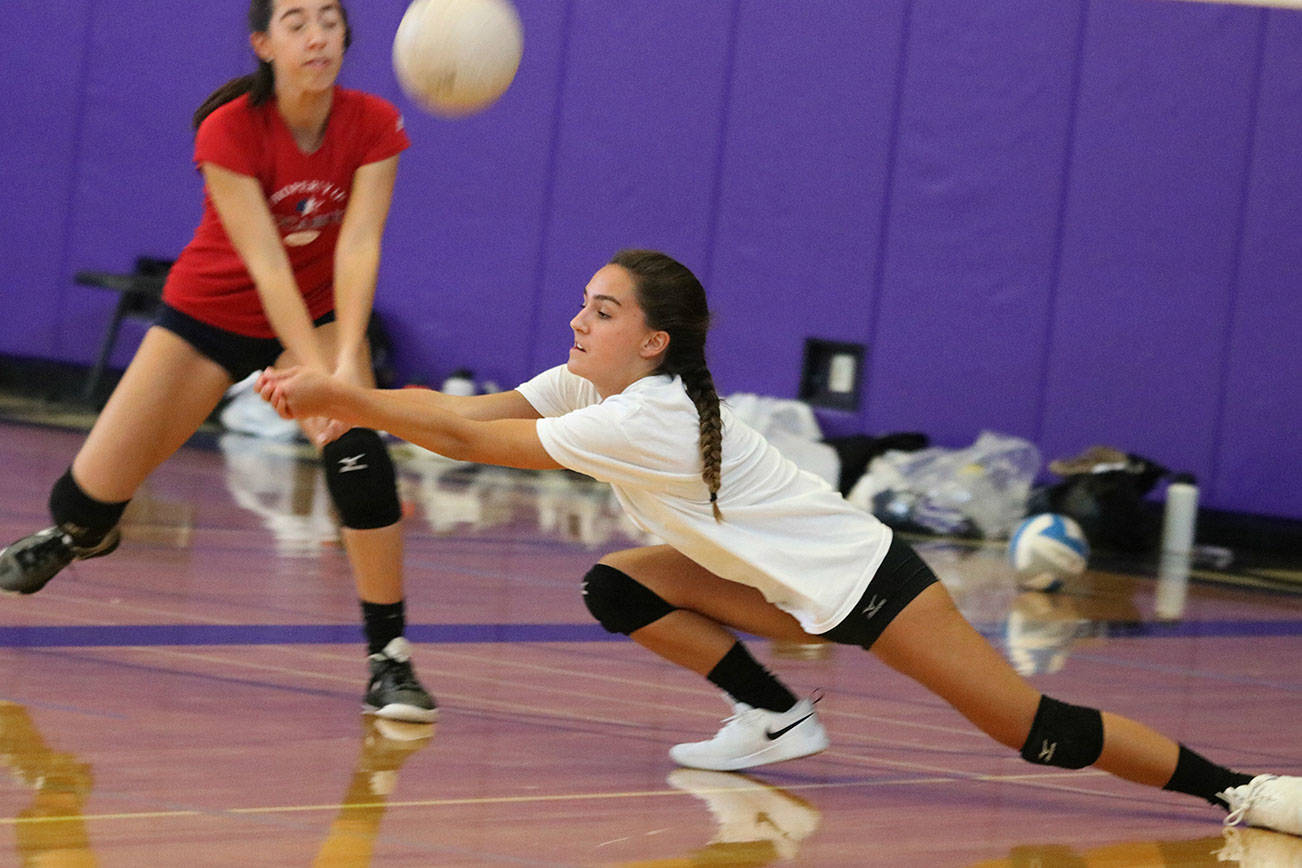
top-left (1008, 513), bottom-right (1089, 591)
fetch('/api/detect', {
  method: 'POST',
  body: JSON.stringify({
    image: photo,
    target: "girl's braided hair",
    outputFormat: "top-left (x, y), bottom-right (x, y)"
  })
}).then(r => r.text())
top-left (609, 249), bottom-right (723, 521)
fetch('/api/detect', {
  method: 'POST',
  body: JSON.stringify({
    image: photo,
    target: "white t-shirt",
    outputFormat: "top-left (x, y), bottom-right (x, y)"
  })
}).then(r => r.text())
top-left (516, 365), bottom-right (893, 634)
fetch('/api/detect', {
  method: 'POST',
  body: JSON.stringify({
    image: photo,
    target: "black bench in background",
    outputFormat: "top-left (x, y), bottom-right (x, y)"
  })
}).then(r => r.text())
top-left (75, 256), bottom-right (172, 404)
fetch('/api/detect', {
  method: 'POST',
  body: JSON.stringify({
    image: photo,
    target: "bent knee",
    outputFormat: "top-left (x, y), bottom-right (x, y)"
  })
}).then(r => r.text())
top-left (582, 563), bottom-right (677, 635)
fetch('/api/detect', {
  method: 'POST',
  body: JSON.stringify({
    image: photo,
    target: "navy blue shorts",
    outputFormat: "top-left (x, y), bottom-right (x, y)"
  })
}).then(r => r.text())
top-left (819, 536), bottom-right (939, 650)
top-left (153, 304), bottom-right (335, 382)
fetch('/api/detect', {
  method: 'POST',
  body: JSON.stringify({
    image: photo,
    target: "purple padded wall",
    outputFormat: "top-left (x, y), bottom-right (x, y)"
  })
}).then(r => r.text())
top-left (1045, 2), bottom-right (1261, 492)
top-left (1214, 11), bottom-right (1302, 517)
top-left (708, 0), bottom-right (909, 405)
top-left (526, 0), bottom-right (737, 374)
top-left (0, 5), bottom-right (93, 359)
top-left (60, 4), bottom-right (246, 368)
top-left (868, 1), bottom-right (1084, 445)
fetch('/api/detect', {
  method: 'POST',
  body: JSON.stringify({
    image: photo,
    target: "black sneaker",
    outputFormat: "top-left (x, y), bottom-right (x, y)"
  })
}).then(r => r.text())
top-left (363, 637), bottom-right (437, 723)
top-left (0, 526), bottom-right (120, 595)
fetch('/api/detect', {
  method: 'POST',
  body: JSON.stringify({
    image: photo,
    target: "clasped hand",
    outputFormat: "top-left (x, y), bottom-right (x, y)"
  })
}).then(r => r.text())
top-left (257, 366), bottom-right (344, 445)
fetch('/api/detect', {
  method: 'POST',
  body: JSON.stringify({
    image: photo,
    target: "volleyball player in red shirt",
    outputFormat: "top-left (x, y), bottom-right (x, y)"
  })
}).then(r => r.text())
top-left (0, 0), bottom-right (435, 723)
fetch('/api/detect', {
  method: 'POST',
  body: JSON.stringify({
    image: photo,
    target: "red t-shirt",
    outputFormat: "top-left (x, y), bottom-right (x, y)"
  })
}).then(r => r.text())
top-left (163, 87), bottom-right (410, 337)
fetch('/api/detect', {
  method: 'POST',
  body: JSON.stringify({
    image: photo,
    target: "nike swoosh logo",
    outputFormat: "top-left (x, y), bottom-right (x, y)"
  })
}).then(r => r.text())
top-left (765, 713), bottom-right (814, 740)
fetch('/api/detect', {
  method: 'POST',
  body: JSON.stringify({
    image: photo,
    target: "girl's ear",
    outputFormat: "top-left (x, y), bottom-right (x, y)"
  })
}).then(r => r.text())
top-left (250, 32), bottom-right (272, 63)
top-left (641, 330), bottom-right (669, 358)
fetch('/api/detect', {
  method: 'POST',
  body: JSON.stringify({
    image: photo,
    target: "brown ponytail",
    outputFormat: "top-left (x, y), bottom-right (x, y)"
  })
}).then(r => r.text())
top-left (193, 66), bottom-right (273, 130)
top-left (609, 249), bottom-right (723, 521)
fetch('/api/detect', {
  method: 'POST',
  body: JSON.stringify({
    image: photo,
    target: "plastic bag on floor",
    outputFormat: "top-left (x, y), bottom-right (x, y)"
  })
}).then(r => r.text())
top-left (725, 393), bottom-right (841, 489)
top-left (847, 430), bottom-right (1040, 539)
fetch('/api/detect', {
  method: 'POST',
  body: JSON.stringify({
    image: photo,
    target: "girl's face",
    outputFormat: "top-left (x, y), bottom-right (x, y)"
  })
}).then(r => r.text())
top-left (568, 264), bottom-right (669, 396)
top-left (251, 1), bottom-right (346, 96)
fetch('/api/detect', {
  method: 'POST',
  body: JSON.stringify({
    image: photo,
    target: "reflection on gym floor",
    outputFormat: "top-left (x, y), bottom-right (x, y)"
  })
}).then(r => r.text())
top-left (621, 771), bottom-right (821, 866)
top-left (217, 433), bottom-right (652, 555)
top-left (213, 435), bottom-right (1190, 680)
top-left (1, 702), bottom-right (95, 867)
top-left (313, 718), bottom-right (435, 866)
top-left (967, 826), bottom-right (1302, 868)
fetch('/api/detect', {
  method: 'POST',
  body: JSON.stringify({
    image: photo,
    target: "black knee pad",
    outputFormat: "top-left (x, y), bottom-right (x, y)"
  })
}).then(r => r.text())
top-left (321, 429), bottom-right (402, 530)
top-left (1020, 695), bottom-right (1104, 770)
top-left (582, 564), bottom-right (677, 635)
top-left (49, 468), bottom-right (128, 545)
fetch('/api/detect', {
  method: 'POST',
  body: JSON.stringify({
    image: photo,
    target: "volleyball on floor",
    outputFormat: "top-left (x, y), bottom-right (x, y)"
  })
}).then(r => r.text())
top-left (1008, 513), bottom-right (1089, 591)
top-left (392, 0), bottom-right (524, 117)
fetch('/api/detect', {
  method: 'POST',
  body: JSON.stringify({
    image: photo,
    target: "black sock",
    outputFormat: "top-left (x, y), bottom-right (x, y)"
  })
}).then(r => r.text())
top-left (1162, 744), bottom-right (1254, 809)
top-left (48, 469), bottom-right (128, 546)
top-left (361, 600), bottom-right (405, 655)
top-left (706, 642), bottom-right (797, 713)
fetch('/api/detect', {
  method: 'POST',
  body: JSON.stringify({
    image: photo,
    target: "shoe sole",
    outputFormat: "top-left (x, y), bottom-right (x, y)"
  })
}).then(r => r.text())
top-left (370, 718), bottom-right (437, 742)
top-left (363, 702), bottom-right (438, 724)
top-left (0, 569), bottom-right (64, 596)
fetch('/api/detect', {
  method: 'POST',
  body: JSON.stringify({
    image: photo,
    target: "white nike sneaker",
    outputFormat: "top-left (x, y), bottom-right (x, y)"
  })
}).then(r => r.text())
top-left (1221, 774), bottom-right (1302, 837)
top-left (670, 696), bottom-right (828, 772)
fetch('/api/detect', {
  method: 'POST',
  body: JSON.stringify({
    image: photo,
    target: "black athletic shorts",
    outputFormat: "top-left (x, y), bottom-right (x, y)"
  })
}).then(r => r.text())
top-left (819, 535), bottom-right (939, 650)
top-left (154, 303), bottom-right (336, 382)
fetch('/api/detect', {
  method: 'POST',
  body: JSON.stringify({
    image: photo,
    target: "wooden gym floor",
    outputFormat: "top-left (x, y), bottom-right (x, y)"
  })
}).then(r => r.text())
top-left (1, 412), bottom-right (1299, 866)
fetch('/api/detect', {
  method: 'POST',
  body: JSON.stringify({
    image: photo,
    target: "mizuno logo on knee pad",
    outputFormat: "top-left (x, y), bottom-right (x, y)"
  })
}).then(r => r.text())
top-left (337, 454), bottom-right (369, 472)
top-left (1020, 696), bottom-right (1103, 769)
top-left (321, 429), bottom-right (400, 530)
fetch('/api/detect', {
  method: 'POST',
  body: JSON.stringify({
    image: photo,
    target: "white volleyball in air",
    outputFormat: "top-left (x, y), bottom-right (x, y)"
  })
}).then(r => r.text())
top-left (1008, 513), bottom-right (1090, 592)
top-left (392, 0), bottom-right (524, 117)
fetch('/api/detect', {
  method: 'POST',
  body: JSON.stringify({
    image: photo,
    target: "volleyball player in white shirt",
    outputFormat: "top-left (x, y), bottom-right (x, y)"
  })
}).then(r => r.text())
top-left (257, 249), bottom-right (1299, 837)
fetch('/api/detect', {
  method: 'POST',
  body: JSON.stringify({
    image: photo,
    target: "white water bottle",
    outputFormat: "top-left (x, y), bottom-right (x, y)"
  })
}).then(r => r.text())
top-left (1160, 473), bottom-right (1199, 556)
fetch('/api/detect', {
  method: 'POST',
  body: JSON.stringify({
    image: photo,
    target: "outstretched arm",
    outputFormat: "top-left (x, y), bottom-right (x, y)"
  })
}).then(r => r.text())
top-left (409, 387), bottom-right (545, 422)
top-left (258, 367), bottom-right (560, 470)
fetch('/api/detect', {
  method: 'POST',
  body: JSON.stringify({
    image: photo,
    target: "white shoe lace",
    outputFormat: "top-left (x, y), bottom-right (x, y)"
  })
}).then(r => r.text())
top-left (1224, 775), bottom-right (1275, 827)
top-left (713, 705), bottom-right (759, 739)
